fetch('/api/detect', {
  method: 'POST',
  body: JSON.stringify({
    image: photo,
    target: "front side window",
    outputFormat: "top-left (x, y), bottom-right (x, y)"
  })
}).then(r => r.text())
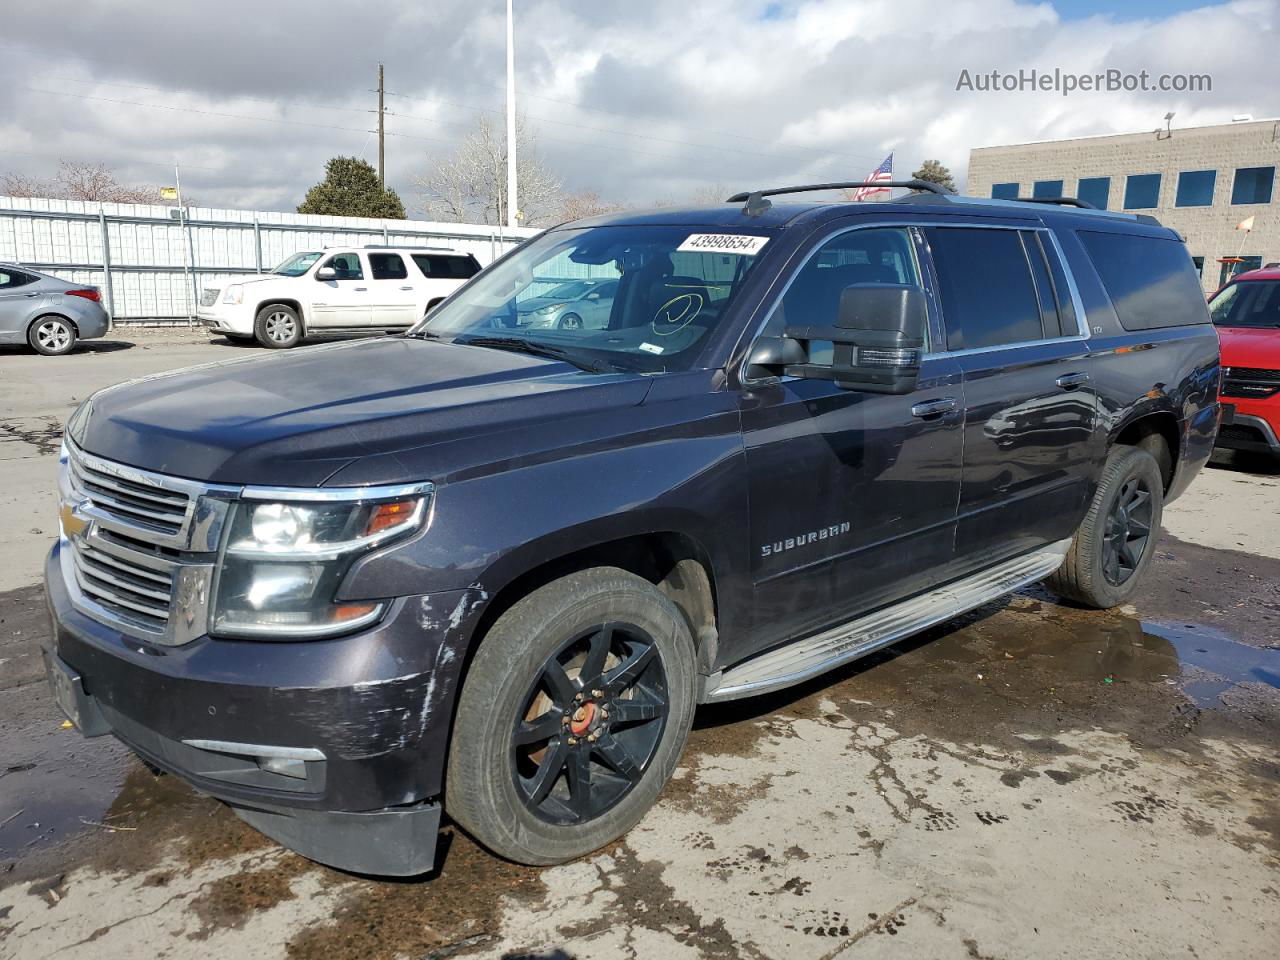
top-left (322, 253), bottom-right (363, 280)
top-left (1079, 230), bottom-right (1209, 330)
top-left (1210, 280), bottom-right (1280, 328)
top-left (369, 253), bottom-right (408, 280)
top-left (928, 228), bottom-right (1044, 350)
top-left (1033, 179), bottom-right (1064, 199)
top-left (1231, 166), bottom-right (1275, 205)
top-left (1124, 173), bottom-right (1162, 209)
top-left (1176, 170), bottom-right (1217, 207)
top-left (759, 227), bottom-right (923, 364)
top-left (1077, 177), bottom-right (1111, 209)
top-left (272, 252), bottom-right (322, 277)
top-left (417, 224), bottom-right (770, 373)
top-left (991, 182), bottom-right (1019, 200)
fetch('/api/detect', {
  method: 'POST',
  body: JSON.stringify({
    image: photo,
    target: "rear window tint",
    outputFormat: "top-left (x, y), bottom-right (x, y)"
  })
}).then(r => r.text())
top-left (412, 254), bottom-right (480, 279)
top-left (1078, 231), bottom-right (1210, 330)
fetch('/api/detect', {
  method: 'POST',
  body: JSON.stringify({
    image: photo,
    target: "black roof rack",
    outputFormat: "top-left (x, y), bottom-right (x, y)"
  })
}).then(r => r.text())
top-left (1008, 197), bottom-right (1097, 209)
top-left (727, 180), bottom-right (953, 216)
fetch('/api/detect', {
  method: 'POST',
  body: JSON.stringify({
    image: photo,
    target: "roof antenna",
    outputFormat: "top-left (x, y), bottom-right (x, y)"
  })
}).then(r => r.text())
top-left (740, 191), bottom-right (772, 216)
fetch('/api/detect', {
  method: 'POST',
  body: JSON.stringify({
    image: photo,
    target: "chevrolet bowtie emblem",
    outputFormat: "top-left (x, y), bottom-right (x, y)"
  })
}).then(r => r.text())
top-left (59, 500), bottom-right (89, 538)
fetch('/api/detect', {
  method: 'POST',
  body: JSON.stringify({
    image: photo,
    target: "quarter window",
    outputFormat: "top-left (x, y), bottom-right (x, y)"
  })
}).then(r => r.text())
top-left (369, 253), bottom-right (408, 280)
top-left (322, 253), bottom-right (363, 280)
top-left (927, 228), bottom-right (1044, 350)
top-left (412, 254), bottom-right (481, 279)
top-left (991, 182), bottom-right (1020, 200)
top-left (0, 269), bottom-right (35, 288)
top-left (1124, 174), bottom-right (1162, 209)
top-left (1175, 170), bottom-right (1217, 207)
top-left (1033, 179), bottom-right (1064, 199)
top-left (1078, 231), bottom-right (1209, 330)
top-left (1231, 166), bottom-right (1274, 205)
top-left (1077, 177), bottom-right (1111, 209)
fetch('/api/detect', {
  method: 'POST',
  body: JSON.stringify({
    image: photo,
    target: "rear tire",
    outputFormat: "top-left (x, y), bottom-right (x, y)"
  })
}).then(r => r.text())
top-left (254, 304), bottom-right (302, 348)
top-left (1045, 445), bottom-right (1164, 609)
top-left (28, 315), bottom-right (77, 356)
top-left (446, 567), bottom-right (697, 865)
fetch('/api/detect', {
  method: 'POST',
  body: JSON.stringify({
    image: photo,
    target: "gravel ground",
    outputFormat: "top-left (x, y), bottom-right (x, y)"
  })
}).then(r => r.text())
top-left (1, 337), bottom-right (1277, 960)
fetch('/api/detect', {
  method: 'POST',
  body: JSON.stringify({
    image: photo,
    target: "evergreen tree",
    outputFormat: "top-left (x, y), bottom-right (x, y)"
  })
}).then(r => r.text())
top-left (910, 159), bottom-right (957, 193)
top-left (298, 156), bottom-right (405, 218)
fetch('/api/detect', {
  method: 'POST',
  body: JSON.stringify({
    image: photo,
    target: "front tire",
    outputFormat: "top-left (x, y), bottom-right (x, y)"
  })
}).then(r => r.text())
top-left (28, 316), bottom-right (77, 356)
top-left (1045, 445), bottom-right (1164, 609)
top-left (446, 567), bottom-right (697, 865)
top-left (254, 304), bottom-right (302, 348)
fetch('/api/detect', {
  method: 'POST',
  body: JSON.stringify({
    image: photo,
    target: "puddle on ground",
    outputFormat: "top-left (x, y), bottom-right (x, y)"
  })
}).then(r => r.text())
top-left (987, 608), bottom-right (1280, 708)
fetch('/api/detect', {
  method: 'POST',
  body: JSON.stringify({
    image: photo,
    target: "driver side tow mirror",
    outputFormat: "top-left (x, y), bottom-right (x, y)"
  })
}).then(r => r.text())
top-left (315, 266), bottom-right (336, 280)
top-left (748, 284), bottom-right (927, 395)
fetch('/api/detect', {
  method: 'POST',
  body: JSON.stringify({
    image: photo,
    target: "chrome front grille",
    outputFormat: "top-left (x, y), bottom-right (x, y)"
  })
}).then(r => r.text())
top-left (59, 441), bottom-right (233, 645)
top-left (69, 530), bottom-right (176, 634)
top-left (68, 453), bottom-right (191, 537)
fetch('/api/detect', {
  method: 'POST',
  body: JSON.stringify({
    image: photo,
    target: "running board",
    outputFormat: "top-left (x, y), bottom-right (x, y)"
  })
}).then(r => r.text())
top-left (703, 539), bottom-right (1071, 703)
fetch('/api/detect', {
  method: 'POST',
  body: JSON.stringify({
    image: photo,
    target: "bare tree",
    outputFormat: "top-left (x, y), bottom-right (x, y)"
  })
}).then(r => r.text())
top-left (556, 190), bottom-right (627, 222)
top-left (688, 182), bottom-right (732, 206)
top-left (415, 115), bottom-right (562, 226)
top-left (0, 161), bottom-right (170, 204)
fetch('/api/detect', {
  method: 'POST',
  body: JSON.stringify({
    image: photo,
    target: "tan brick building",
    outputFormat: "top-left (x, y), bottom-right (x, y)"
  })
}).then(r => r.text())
top-left (966, 118), bottom-right (1280, 291)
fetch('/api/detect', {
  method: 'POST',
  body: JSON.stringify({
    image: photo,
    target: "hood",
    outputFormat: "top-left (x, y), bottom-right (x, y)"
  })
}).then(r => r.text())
top-left (1217, 325), bottom-right (1280, 369)
top-left (72, 337), bottom-right (651, 486)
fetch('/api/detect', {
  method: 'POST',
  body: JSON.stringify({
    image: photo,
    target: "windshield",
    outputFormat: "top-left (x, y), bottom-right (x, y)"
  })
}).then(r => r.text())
top-left (272, 251), bottom-right (323, 277)
top-left (1210, 280), bottom-right (1280, 329)
top-left (415, 225), bottom-right (771, 373)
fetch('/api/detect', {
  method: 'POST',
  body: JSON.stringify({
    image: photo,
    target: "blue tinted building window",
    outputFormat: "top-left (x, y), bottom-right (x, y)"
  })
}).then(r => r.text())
top-left (991, 182), bottom-right (1019, 200)
top-left (1175, 170), bottom-right (1217, 207)
top-left (1077, 177), bottom-right (1110, 209)
top-left (1033, 179), bottom-right (1064, 199)
top-left (1231, 167), bottom-right (1274, 204)
top-left (1124, 173), bottom-right (1162, 209)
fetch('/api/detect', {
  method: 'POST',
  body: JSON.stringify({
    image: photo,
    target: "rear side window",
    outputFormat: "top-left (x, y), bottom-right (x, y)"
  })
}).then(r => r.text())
top-left (412, 254), bottom-right (480, 279)
top-left (369, 253), bottom-right (408, 280)
top-left (1078, 231), bottom-right (1210, 330)
top-left (928, 228), bottom-right (1044, 350)
top-left (0, 269), bottom-right (35, 288)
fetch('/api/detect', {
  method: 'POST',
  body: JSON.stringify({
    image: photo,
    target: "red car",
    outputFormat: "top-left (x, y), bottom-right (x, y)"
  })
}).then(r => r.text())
top-left (1210, 266), bottom-right (1280, 457)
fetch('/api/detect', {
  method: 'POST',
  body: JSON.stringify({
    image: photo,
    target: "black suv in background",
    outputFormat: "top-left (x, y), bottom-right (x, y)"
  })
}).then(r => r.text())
top-left (44, 182), bottom-right (1219, 875)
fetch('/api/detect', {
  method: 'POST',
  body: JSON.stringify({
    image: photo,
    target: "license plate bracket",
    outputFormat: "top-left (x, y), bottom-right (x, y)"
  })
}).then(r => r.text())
top-left (44, 654), bottom-right (111, 736)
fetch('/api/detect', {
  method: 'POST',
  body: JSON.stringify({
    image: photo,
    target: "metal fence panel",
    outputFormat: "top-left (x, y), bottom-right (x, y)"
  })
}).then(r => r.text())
top-left (0, 196), bottom-right (540, 321)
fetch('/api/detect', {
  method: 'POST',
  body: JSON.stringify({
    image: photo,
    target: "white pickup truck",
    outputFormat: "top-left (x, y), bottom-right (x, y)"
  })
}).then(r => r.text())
top-left (197, 245), bottom-right (481, 348)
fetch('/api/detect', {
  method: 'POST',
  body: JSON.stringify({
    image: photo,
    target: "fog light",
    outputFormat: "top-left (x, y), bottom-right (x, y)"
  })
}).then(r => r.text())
top-left (258, 756), bottom-right (309, 779)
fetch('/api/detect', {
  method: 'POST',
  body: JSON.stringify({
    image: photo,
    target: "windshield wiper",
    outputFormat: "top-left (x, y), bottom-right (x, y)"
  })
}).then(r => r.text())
top-left (453, 335), bottom-right (607, 373)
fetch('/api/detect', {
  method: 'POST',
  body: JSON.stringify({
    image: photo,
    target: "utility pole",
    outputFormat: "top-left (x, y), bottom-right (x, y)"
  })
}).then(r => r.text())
top-left (505, 0), bottom-right (518, 228)
top-left (377, 63), bottom-right (385, 189)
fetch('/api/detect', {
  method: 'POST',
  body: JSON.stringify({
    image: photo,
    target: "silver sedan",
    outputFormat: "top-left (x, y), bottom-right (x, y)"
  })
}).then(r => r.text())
top-left (0, 263), bottom-right (111, 355)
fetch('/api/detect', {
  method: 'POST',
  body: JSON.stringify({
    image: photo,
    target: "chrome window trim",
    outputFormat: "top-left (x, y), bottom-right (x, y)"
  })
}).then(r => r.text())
top-left (735, 218), bottom-right (1093, 386)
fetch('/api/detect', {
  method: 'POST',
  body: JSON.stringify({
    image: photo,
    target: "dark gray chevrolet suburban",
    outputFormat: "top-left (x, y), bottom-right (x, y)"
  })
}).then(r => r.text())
top-left (43, 183), bottom-right (1220, 875)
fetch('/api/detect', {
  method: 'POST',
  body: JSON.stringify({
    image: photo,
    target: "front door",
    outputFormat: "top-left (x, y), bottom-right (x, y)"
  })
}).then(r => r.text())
top-left (368, 252), bottom-right (418, 328)
top-left (739, 225), bottom-right (965, 658)
top-left (310, 252), bottom-right (370, 327)
top-left (923, 225), bottom-right (1099, 572)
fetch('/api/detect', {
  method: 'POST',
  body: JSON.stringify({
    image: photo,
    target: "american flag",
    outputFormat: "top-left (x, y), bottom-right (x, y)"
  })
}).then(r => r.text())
top-left (851, 153), bottom-right (894, 201)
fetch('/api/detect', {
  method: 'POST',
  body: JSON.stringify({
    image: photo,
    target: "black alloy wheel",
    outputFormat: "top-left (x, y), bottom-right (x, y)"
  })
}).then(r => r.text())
top-left (1101, 475), bottom-right (1153, 585)
top-left (511, 622), bottom-right (668, 824)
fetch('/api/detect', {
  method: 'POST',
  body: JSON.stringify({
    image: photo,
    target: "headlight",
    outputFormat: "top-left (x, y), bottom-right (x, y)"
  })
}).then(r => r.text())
top-left (223, 284), bottom-right (244, 305)
top-left (210, 485), bottom-right (431, 639)
top-left (535, 302), bottom-right (566, 314)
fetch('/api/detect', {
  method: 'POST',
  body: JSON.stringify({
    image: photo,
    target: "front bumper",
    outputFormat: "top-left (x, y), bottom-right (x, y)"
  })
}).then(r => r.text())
top-left (196, 304), bottom-right (253, 335)
top-left (43, 542), bottom-right (472, 875)
top-left (1215, 395), bottom-right (1280, 455)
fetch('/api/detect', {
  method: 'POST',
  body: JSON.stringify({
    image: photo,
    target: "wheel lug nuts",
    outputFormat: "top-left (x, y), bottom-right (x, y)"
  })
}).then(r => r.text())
top-left (592, 688), bottom-right (604, 698)
top-left (567, 736), bottom-right (577, 745)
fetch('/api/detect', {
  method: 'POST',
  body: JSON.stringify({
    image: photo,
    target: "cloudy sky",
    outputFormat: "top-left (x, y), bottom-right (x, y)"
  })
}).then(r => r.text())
top-left (2, 0), bottom-right (1277, 218)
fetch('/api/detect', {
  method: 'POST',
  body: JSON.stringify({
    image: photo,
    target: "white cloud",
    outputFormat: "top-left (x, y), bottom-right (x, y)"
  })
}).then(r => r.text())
top-left (0, 0), bottom-right (1275, 215)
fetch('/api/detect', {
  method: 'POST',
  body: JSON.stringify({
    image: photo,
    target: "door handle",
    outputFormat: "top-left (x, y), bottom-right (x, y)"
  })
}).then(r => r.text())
top-left (399, 286), bottom-right (413, 291)
top-left (911, 397), bottom-right (957, 419)
top-left (354, 287), bottom-right (368, 292)
top-left (1056, 372), bottom-right (1090, 390)
top-left (24, 293), bottom-right (40, 298)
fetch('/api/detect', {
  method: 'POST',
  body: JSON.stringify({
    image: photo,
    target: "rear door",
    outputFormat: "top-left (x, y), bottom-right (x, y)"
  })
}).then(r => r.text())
top-left (309, 252), bottom-right (370, 327)
top-left (368, 252), bottom-right (417, 328)
top-left (738, 225), bottom-right (965, 656)
top-left (923, 225), bottom-right (1099, 572)
top-left (0, 269), bottom-right (42, 339)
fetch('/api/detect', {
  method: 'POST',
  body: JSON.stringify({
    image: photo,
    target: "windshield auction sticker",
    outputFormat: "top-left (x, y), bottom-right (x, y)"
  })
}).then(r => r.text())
top-left (677, 234), bottom-right (769, 256)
